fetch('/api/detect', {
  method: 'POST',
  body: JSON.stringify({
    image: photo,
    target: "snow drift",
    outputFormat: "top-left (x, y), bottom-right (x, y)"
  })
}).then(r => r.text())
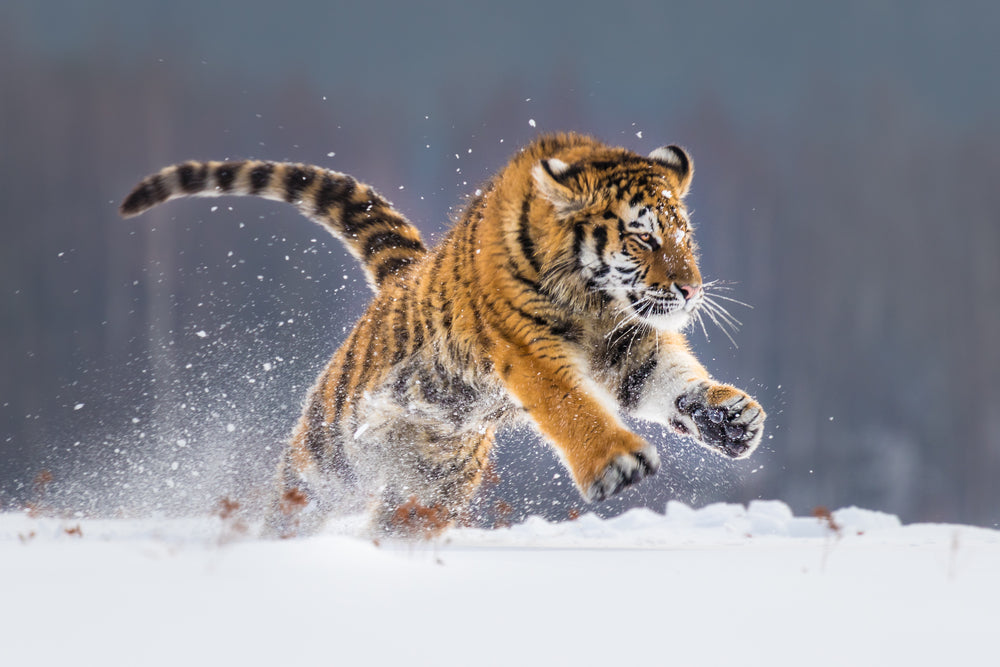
top-left (2, 501), bottom-right (997, 666)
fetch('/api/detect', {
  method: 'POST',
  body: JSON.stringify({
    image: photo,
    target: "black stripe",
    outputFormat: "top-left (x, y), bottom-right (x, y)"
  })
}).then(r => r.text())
top-left (542, 159), bottom-right (582, 182)
top-left (517, 195), bottom-right (541, 273)
top-left (284, 166), bottom-right (315, 203)
top-left (391, 300), bottom-right (409, 365)
top-left (248, 163), bottom-right (274, 194)
top-left (177, 163), bottom-right (208, 193)
top-left (507, 261), bottom-right (542, 291)
top-left (592, 225), bottom-right (608, 255)
top-left (304, 390), bottom-right (328, 464)
top-left (605, 323), bottom-right (646, 367)
top-left (466, 214), bottom-right (496, 365)
top-left (588, 160), bottom-right (621, 173)
top-left (618, 356), bottom-right (658, 410)
top-left (326, 431), bottom-right (356, 482)
top-left (451, 229), bottom-right (466, 343)
top-left (549, 318), bottom-right (582, 342)
top-left (362, 230), bottom-right (425, 259)
top-left (374, 255), bottom-right (416, 284)
top-left (120, 174), bottom-right (169, 215)
top-left (214, 163), bottom-right (238, 192)
top-left (314, 173), bottom-right (355, 217)
top-left (571, 221), bottom-right (587, 267)
top-left (505, 299), bottom-right (579, 343)
top-left (341, 196), bottom-right (384, 236)
top-left (331, 337), bottom-right (358, 420)
top-left (422, 250), bottom-right (447, 337)
top-left (409, 294), bottom-right (425, 352)
top-left (352, 321), bottom-right (382, 400)
top-left (591, 225), bottom-right (610, 277)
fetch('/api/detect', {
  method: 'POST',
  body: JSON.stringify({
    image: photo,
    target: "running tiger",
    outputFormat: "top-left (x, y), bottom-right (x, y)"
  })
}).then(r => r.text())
top-left (120, 133), bottom-right (765, 537)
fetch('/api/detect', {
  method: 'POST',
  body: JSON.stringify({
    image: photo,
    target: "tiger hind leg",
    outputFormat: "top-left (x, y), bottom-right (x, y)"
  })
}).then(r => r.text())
top-left (371, 431), bottom-right (496, 539)
top-left (260, 450), bottom-right (334, 538)
top-left (260, 411), bottom-right (360, 538)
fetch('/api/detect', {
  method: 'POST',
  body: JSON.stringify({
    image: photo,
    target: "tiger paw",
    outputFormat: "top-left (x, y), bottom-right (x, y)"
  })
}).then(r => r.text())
top-left (674, 384), bottom-right (765, 459)
top-left (583, 442), bottom-right (661, 502)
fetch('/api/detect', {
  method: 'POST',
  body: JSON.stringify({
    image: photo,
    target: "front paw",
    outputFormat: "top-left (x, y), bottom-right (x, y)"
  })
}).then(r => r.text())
top-left (675, 384), bottom-right (765, 459)
top-left (583, 442), bottom-right (660, 502)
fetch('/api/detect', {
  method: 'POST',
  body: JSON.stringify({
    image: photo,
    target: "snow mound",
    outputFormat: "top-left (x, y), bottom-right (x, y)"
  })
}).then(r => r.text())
top-left (2, 502), bottom-right (998, 667)
top-left (446, 500), bottom-right (915, 548)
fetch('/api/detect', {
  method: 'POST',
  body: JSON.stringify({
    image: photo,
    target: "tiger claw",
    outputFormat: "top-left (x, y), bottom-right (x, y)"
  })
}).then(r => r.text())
top-left (584, 444), bottom-right (660, 502)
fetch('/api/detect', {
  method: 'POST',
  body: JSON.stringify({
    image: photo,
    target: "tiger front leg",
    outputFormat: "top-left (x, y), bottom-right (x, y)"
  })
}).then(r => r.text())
top-left (497, 341), bottom-right (660, 503)
top-left (631, 333), bottom-right (766, 460)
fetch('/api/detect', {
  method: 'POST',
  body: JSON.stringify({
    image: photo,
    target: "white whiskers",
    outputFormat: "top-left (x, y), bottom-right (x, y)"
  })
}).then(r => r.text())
top-left (693, 280), bottom-right (751, 348)
top-left (605, 298), bottom-right (652, 358)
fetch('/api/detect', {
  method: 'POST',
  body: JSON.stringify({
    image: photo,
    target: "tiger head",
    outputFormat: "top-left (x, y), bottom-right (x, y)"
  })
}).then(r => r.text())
top-left (532, 143), bottom-right (702, 332)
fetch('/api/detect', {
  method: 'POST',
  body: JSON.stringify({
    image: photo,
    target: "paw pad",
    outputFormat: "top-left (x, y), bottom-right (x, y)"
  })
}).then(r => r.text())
top-left (677, 386), bottom-right (765, 459)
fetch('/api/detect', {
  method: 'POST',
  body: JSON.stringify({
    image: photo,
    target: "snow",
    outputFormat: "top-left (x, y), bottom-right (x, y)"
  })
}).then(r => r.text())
top-left (2, 501), bottom-right (997, 666)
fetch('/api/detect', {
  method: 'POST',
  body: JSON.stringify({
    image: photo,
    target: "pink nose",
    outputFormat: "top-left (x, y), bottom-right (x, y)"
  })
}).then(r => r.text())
top-left (677, 284), bottom-right (701, 302)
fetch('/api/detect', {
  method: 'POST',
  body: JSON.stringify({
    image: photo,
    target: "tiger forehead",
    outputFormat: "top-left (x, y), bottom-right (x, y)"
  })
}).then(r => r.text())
top-left (574, 156), bottom-right (675, 190)
top-left (613, 191), bottom-right (688, 232)
top-left (576, 159), bottom-right (688, 227)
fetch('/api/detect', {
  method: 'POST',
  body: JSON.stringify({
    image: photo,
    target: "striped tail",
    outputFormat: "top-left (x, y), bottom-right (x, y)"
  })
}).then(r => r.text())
top-left (120, 160), bottom-right (427, 289)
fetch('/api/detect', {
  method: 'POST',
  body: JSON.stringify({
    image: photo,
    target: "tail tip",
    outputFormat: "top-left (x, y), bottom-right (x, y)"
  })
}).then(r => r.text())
top-left (119, 178), bottom-right (168, 218)
top-left (119, 198), bottom-right (142, 218)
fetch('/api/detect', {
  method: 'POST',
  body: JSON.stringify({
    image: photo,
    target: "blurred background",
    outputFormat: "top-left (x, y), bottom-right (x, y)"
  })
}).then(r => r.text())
top-left (2, 0), bottom-right (998, 527)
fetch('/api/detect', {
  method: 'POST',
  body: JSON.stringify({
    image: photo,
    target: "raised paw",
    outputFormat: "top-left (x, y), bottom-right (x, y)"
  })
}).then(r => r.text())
top-left (583, 442), bottom-right (661, 503)
top-left (675, 384), bottom-right (765, 459)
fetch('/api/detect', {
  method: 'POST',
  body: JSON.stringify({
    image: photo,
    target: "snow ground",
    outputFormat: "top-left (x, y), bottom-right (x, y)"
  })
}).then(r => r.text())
top-left (2, 501), bottom-right (998, 667)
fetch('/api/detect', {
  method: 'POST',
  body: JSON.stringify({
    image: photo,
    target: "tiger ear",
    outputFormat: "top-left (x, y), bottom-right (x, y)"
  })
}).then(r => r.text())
top-left (649, 145), bottom-right (694, 196)
top-left (532, 158), bottom-right (585, 214)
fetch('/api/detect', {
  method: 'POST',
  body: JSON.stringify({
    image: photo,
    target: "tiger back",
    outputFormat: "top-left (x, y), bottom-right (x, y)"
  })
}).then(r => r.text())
top-left (121, 132), bottom-right (766, 537)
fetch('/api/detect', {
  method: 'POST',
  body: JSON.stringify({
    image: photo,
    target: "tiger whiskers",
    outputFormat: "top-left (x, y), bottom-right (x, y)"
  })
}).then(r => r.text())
top-left (604, 299), bottom-right (655, 361)
top-left (694, 281), bottom-right (751, 349)
top-left (701, 279), bottom-right (753, 309)
top-left (606, 301), bottom-right (643, 341)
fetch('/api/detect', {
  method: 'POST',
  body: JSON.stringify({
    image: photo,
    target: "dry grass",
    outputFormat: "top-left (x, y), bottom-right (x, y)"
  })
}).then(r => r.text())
top-left (492, 500), bottom-right (513, 529)
top-left (279, 488), bottom-right (309, 516)
top-left (811, 506), bottom-right (841, 535)
top-left (214, 497), bottom-right (249, 543)
top-left (389, 496), bottom-right (451, 539)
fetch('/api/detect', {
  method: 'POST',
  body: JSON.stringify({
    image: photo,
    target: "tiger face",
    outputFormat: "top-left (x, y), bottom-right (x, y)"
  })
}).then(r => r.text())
top-left (532, 144), bottom-right (702, 332)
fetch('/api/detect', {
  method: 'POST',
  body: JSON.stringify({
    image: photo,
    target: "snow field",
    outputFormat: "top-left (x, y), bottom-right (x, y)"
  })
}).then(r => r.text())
top-left (2, 501), bottom-right (998, 667)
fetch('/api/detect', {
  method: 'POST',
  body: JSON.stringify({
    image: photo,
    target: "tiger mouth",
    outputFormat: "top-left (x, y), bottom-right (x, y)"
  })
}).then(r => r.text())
top-left (626, 291), bottom-right (685, 318)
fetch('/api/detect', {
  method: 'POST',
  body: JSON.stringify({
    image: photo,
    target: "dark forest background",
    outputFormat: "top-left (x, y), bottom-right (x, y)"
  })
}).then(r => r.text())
top-left (2, 0), bottom-right (998, 527)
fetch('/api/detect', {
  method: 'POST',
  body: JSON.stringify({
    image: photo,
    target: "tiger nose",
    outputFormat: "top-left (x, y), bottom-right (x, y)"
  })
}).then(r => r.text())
top-left (677, 283), bottom-right (701, 302)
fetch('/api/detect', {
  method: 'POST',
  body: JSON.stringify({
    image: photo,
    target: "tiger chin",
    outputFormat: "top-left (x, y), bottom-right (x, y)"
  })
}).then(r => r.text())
top-left (120, 132), bottom-right (765, 538)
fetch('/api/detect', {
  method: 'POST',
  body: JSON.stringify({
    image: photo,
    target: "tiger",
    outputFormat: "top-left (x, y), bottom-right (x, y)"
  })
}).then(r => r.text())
top-left (120, 132), bottom-right (765, 538)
